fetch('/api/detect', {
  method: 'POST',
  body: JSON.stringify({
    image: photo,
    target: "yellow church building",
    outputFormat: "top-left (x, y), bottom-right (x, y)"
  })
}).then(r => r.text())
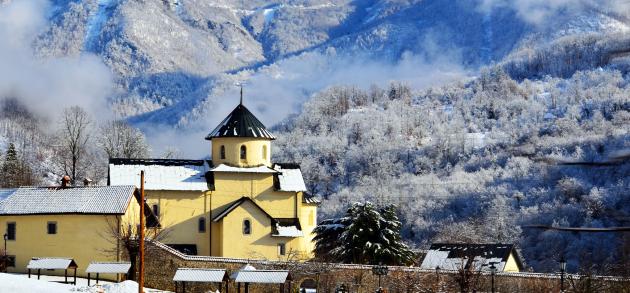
top-left (108, 101), bottom-right (319, 261)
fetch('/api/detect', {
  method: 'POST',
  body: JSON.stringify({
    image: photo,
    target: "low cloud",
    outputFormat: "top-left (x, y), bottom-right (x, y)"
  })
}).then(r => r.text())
top-left (0, 0), bottom-right (113, 123)
top-left (477, 0), bottom-right (630, 25)
top-left (152, 42), bottom-right (469, 158)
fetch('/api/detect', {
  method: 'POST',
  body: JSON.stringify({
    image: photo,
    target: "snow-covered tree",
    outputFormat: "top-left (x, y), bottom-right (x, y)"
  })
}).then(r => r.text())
top-left (0, 143), bottom-right (33, 188)
top-left (98, 120), bottom-right (150, 159)
top-left (54, 106), bottom-right (92, 184)
top-left (314, 202), bottom-right (414, 265)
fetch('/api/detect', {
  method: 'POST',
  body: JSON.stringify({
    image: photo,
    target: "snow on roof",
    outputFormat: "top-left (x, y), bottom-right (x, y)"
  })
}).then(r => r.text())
top-left (273, 164), bottom-right (307, 192)
top-left (173, 268), bottom-right (226, 282)
top-left (272, 223), bottom-right (303, 237)
top-left (420, 243), bottom-right (521, 272)
top-left (211, 164), bottom-right (277, 173)
top-left (0, 188), bottom-right (17, 203)
top-left (109, 159), bottom-right (210, 191)
top-left (232, 270), bottom-right (289, 284)
top-left (27, 258), bottom-right (78, 270)
top-left (86, 262), bottom-right (131, 274)
top-left (0, 186), bottom-right (136, 215)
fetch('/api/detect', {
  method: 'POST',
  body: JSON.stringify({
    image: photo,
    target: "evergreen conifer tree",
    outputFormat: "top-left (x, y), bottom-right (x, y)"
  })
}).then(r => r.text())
top-left (312, 217), bottom-right (349, 260)
top-left (314, 202), bottom-right (415, 265)
top-left (1, 143), bottom-right (32, 188)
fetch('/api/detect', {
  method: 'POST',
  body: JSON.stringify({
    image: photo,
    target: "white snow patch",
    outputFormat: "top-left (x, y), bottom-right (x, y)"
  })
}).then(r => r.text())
top-left (273, 165), bottom-right (307, 192)
top-left (273, 223), bottom-right (303, 237)
top-left (109, 162), bottom-right (210, 191)
top-left (0, 273), bottom-right (167, 293)
top-left (211, 164), bottom-right (277, 173)
top-left (263, 8), bottom-right (275, 25)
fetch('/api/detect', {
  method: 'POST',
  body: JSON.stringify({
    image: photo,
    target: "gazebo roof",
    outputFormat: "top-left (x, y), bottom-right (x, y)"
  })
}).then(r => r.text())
top-left (173, 268), bottom-right (227, 282)
top-left (27, 258), bottom-right (78, 270)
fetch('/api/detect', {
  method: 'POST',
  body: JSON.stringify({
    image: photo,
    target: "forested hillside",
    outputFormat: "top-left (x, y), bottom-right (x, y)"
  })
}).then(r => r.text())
top-left (273, 66), bottom-right (630, 273)
top-left (1, 0), bottom-right (630, 274)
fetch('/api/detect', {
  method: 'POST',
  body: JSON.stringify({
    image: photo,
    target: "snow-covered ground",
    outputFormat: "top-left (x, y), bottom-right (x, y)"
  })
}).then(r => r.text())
top-left (0, 273), bottom-right (170, 293)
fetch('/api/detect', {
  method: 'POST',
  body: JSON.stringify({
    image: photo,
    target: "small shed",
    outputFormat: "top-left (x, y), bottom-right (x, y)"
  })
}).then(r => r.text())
top-left (85, 262), bottom-right (131, 285)
top-left (27, 257), bottom-right (78, 285)
top-left (231, 264), bottom-right (291, 293)
top-left (173, 268), bottom-right (228, 293)
top-left (420, 243), bottom-right (525, 272)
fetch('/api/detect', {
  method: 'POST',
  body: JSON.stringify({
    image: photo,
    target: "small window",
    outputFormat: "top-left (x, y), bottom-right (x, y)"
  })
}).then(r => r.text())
top-left (243, 219), bottom-right (251, 235)
top-left (152, 204), bottom-right (159, 217)
top-left (47, 222), bottom-right (57, 235)
top-left (262, 145), bottom-right (267, 159)
top-left (240, 145), bottom-right (247, 160)
top-left (278, 243), bottom-right (286, 256)
top-left (220, 145), bottom-right (226, 159)
top-left (7, 222), bottom-right (15, 240)
top-left (6, 255), bottom-right (16, 267)
top-left (198, 217), bottom-right (206, 233)
top-left (309, 211), bottom-right (314, 226)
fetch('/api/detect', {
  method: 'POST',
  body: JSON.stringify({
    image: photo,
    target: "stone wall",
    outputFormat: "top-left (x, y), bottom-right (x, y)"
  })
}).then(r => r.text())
top-left (144, 242), bottom-right (630, 293)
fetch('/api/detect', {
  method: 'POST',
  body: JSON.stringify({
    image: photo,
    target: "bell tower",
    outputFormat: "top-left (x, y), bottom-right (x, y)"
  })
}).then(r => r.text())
top-left (205, 99), bottom-right (275, 167)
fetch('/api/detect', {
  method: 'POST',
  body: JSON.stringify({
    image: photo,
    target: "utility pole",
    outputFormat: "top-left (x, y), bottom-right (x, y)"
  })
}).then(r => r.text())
top-left (139, 170), bottom-right (145, 293)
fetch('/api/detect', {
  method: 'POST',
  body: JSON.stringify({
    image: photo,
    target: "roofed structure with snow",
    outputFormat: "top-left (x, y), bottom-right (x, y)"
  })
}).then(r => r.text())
top-left (0, 185), bottom-right (138, 215)
top-left (205, 103), bottom-right (276, 140)
top-left (104, 100), bottom-right (318, 260)
top-left (108, 158), bottom-right (211, 191)
top-left (420, 243), bottom-right (524, 272)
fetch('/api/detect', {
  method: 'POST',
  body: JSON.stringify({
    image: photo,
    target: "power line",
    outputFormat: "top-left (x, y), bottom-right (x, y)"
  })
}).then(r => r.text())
top-left (523, 225), bottom-right (630, 232)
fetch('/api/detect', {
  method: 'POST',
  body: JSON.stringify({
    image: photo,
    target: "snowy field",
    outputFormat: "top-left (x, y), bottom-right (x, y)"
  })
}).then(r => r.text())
top-left (0, 273), bottom-right (171, 293)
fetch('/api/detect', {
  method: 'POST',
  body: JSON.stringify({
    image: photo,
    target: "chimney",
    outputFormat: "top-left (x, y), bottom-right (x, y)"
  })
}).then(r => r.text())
top-left (83, 178), bottom-right (93, 187)
top-left (61, 175), bottom-right (71, 188)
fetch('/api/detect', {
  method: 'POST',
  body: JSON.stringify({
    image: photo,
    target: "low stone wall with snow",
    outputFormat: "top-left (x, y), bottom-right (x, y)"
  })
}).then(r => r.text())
top-left (144, 242), bottom-right (629, 293)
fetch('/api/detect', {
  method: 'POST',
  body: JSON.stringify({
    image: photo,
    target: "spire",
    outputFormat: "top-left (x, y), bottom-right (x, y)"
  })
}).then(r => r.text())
top-left (205, 95), bottom-right (276, 140)
top-left (240, 84), bottom-right (243, 105)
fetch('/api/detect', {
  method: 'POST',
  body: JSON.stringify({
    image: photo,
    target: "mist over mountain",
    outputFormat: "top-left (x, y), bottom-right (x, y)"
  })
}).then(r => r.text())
top-left (1, 0), bottom-right (627, 156)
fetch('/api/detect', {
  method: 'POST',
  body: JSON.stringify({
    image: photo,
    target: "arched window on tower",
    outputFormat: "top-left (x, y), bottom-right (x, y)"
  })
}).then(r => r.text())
top-left (262, 145), bottom-right (267, 160)
top-left (243, 219), bottom-right (251, 235)
top-left (220, 145), bottom-right (226, 159)
top-left (240, 145), bottom-right (247, 160)
top-left (198, 217), bottom-right (206, 233)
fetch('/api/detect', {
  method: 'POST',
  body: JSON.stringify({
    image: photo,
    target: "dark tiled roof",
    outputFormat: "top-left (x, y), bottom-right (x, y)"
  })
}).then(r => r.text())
top-left (303, 192), bottom-right (321, 204)
top-left (206, 104), bottom-right (275, 140)
top-left (212, 197), bottom-right (273, 222)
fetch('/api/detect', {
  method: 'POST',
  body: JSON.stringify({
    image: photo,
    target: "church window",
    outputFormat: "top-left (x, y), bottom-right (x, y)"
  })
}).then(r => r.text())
top-left (198, 217), bottom-right (206, 233)
top-left (278, 243), bottom-right (286, 256)
top-left (7, 222), bottom-right (15, 240)
top-left (47, 222), bottom-right (57, 235)
top-left (240, 145), bottom-right (247, 160)
top-left (262, 145), bottom-right (267, 159)
top-left (309, 211), bottom-right (314, 226)
top-left (243, 219), bottom-right (251, 235)
top-left (220, 145), bottom-right (226, 159)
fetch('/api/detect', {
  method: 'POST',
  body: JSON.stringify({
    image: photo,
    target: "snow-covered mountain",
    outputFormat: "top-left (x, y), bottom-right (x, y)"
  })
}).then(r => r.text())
top-left (23, 0), bottom-right (630, 140)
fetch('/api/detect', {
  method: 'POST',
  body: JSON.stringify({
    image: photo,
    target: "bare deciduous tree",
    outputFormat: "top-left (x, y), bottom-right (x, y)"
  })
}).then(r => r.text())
top-left (102, 206), bottom-right (166, 281)
top-left (55, 106), bottom-right (92, 184)
top-left (98, 120), bottom-right (150, 159)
